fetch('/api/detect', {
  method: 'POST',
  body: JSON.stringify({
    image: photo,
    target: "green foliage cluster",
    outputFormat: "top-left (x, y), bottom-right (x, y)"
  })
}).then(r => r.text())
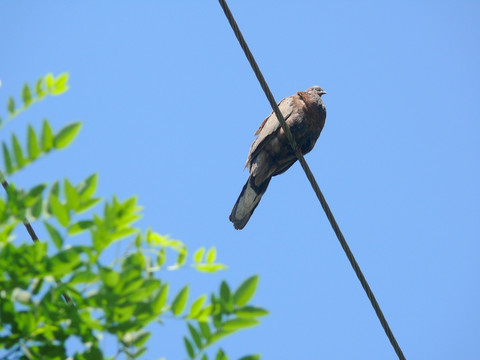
top-left (0, 74), bottom-right (267, 360)
top-left (1, 74), bottom-right (76, 175)
top-left (2, 119), bottom-right (81, 175)
top-left (183, 276), bottom-right (266, 360)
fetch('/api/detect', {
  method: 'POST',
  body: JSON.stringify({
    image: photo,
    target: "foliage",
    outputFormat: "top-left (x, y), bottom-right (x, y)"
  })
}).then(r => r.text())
top-left (0, 74), bottom-right (267, 360)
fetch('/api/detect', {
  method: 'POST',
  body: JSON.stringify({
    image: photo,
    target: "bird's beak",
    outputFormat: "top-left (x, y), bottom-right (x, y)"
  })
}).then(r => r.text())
top-left (320, 90), bottom-right (327, 96)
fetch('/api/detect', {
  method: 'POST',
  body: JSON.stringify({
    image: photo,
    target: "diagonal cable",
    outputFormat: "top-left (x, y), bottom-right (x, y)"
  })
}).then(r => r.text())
top-left (217, 1), bottom-right (406, 359)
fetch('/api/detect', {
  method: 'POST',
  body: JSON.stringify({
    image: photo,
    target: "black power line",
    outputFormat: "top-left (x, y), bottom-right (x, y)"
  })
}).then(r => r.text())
top-left (217, 1), bottom-right (406, 359)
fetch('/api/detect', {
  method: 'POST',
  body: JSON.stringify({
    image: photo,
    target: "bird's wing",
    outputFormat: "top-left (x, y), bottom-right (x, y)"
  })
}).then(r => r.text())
top-left (246, 96), bottom-right (295, 168)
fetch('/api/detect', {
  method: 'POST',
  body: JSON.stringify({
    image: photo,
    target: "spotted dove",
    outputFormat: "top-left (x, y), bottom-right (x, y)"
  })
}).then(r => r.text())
top-left (229, 86), bottom-right (327, 229)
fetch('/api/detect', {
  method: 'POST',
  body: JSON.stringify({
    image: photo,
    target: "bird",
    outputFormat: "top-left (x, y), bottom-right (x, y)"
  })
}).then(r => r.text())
top-left (229, 85), bottom-right (327, 230)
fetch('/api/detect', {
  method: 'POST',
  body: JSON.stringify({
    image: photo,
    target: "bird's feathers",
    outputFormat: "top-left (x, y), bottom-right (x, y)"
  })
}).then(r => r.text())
top-left (229, 176), bottom-right (271, 230)
top-left (230, 86), bottom-right (326, 230)
top-left (247, 97), bottom-right (295, 168)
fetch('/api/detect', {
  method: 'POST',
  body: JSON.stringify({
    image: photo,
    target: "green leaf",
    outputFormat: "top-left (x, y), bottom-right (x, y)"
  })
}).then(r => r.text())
top-left (220, 281), bottom-right (231, 304)
top-left (215, 349), bottom-right (228, 360)
top-left (176, 247), bottom-right (187, 266)
top-left (7, 96), bottom-right (15, 115)
top-left (82, 346), bottom-right (102, 359)
top-left (3, 143), bottom-right (14, 174)
top-left (1, 300), bottom-right (15, 328)
top-left (184, 337), bottom-right (195, 359)
top-left (157, 247), bottom-right (166, 267)
top-left (49, 194), bottom-right (69, 226)
top-left (138, 278), bottom-right (161, 300)
top-left (30, 197), bottom-right (43, 218)
top-left (45, 73), bottom-right (54, 90)
top-left (55, 73), bottom-right (68, 91)
top-left (112, 228), bottom-right (136, 241)
top-left (70, 270), bottom-right (97, 284)
top-left (16, 312), bottom-right (36, 334)
top-left (77, 173), bottom-right (98, 200)
top-left (171, 285), bottom-right (189, 316)
top-left (134, 233), bottom-right (142, 248)
top-left (147, 231), bottom-right (184, 249)
top-left (133, 331), bottom-right (150, 347)
top-left (206, 247), bottom-right (217, 263)
top-left (208, 330), bottom-right (232, 346)
top-left (77, 197), bottom-right (101, 213)
top-left (199, 322), bottom-right (211, 341)
top-left (50, 180), bottom-right (60, 196)
top-left (101, 268), bottom-right (120, 288)
top-left (44, 222), bottom-right (63, 250)
top-left (78, 311), bottom-right (102, 331)
top-left (235, 306), bottom-right (269, 318)
top-left (195, 305), bottom-right (214, 322)
top-left (41, 119), bottom-right (54, 151)
top-left (122, 252), bottom-right (145, 272)
top-left (188, 294), bottom-right (206, 319)
top-left (64, 179), bottom-right (80, 210)
top-left (35, 77), bottom-right (45, 98)
top-left (32, 278), bottom-right (44, 295)
top-left (152, 283), bottom-right (168, 314)
top-left (238, 355), bottom-right (261, 360)
top-left (188, 323), bottom-right (202, 349)
top-left (27, 125), bottom-right (41, 160)
top-left (49, 248), bottom-right (81, 277)
top-left (233, 275), bottom-right (258, 307)
top-left (22, 83), bottom-right (32, 106)
top-left (51, 73), bottom-right (69, 95)
top-left (54, 122), bottom-right (81, 149)
top-left (120, 276), bottom-right (143, 295)
top-left (127, 282), bottom-right (157, 302)
top-left (194, 263), bottom-right (227, 273)
top-left (68, 220), bottom-right (94, 235)
top-left (11, 134), bottom-right (26, 168)
top-left (193, 247), bottom-right (205, 263)
top-left (222, 318), bottom-right (259, 331)
top-left (132, 348), bottom-right (147, 358)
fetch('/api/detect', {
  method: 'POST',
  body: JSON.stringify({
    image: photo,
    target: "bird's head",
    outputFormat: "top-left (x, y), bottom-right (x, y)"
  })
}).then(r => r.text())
top-left (307, 85), bottom-right (327, 97)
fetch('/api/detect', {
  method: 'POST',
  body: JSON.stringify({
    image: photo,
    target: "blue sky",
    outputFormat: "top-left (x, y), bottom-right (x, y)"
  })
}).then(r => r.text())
top-left (2, 1), bottom-right (480, 359)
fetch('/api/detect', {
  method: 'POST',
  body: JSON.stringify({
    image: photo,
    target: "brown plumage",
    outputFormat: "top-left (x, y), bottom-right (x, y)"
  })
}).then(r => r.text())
top-left (229, 86), bottom-right (327, 229)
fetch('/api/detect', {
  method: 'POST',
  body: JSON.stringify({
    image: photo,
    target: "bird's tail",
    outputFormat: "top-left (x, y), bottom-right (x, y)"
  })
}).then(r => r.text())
top-left (229, 175), bottom-right (271, 230)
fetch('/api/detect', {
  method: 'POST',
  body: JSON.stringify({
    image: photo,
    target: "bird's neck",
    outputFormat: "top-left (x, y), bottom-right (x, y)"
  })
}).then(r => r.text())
top-left (297, 91), bottom-right (317, 111)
